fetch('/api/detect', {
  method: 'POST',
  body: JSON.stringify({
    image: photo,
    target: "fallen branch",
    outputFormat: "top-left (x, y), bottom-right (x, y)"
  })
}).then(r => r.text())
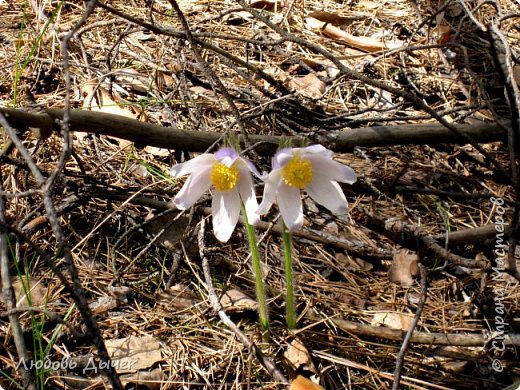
top-left (306, 310), bottom-right (520, 346)
top-left (0, 107), bottom-right (508, 154)
top-left (361, 211), bottom-right (491, 268)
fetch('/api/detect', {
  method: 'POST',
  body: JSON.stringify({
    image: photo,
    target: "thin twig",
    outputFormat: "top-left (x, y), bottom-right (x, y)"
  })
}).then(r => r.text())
top-left (392, 264), bottom-right (428, 390)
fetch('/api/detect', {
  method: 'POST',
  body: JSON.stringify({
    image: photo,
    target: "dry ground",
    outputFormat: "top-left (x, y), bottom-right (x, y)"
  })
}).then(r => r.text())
top-left (0, 1), bottom-right (519, 389)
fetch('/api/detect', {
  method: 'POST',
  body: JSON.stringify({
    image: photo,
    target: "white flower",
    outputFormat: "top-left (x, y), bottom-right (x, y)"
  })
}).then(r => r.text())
top-left (257, 145), bottom-right (357, 231)
top-left (170, 147), bottom-right (260, 242)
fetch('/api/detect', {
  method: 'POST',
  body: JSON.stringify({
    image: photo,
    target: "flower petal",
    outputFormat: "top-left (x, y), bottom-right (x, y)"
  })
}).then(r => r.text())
top-left (257, 172), bottom-right (282, 216)
top-left (273, 148), bottom-right (294, 169)
top-left (173, 167), bottom-right (212, 209)
top-left (170, 154), bottom-right (215, 178)
top-left (306, 176), bottom-right (349, 215)
top-left (307, 154), bottom-right (357, 184)
top-left (215, 147), bottom-right (239, 167)
top-left (301, 144), bottom-right (333, 158)
top-left (237, 169), bottom-right (259, 225)
top-left (212, 189), bottom-right (241, 242)
top-left (277, 183), bottom-right (303, 231)
top-left (239, 156), bottom-right (264, 179)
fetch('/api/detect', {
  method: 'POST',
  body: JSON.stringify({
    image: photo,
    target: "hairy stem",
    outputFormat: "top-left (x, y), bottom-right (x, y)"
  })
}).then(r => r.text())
top-left (241, 203), bottom-right (270, 330)
top-left (282, 223), bottom-right (296, 329)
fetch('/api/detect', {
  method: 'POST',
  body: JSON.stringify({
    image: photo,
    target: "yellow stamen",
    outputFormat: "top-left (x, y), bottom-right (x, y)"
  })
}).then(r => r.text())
top-left (282, 156), bottom-right (313, 189)
top-left (210, 162), bottom-right (240, 192)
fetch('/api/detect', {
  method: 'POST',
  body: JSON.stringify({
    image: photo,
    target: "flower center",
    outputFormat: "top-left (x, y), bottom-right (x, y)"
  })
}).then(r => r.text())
top-left (210, 162), bottom-right (240, 192)
top-left (282, 156), bottom-right (313, 189)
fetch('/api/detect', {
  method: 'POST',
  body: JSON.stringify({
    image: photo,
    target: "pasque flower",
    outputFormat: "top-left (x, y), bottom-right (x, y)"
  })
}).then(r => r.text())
top-left (257, 145), bottom-right (357, 231)
top-left (170, 147), bottom-right (259, 242)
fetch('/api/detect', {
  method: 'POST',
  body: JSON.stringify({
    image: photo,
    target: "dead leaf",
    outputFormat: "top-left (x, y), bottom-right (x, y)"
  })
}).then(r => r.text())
top-left (119, 367), bottom-right (165, 389)
top-left (156, 284), bottom-right (202, 311)
top-left (116, 68), bottom-right (150, 93)
top-left (284, 338), bottom-right (318, 374)
top-left (290, 375), bottom-right (324, 390)
top-left (220, 289), bottom-right (258, 313)
top-left (89, 295), bottom-right (120, 314)
top-left (80, 80), bottom-right (146, 148)
top-left (371, 312), bottom-right (414, 331)
top-left (423, 348), bottom-right (470, 374)
top-left (305, 17), bottom-right (402, 52)
top-left (108, 286), bottom-right (132, 303)
top-left (105, 335), bottom-right (162, 373)
top-left (81, 81), bottom-right (143, 120)
top-left (437, 22), bottom-right (453, 44)
top-left (354, 0), bottom-right (381, 10)
top-left (189, 85), bottom-right (217, 98)
top-left (288, 73), bottom-right (326, 99)
top-left (143, 146), bottom-right (171, 157)
top-left (388, 250), bottom-right (419, 286)
top-left (335, 252), bottom-right (373, 272)
top-left (89, 286), bottom-right (131, 314)
top-left (5, 277), bottom-right (50, 307)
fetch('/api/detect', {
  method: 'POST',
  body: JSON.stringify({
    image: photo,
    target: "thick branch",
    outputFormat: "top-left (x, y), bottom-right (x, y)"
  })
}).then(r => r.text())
top-left (0, 107), bottom-right (508, 154)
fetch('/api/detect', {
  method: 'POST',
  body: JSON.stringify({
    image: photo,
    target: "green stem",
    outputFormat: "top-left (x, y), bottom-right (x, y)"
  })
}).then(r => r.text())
top-left (241, 203), bottom-right (269, 330)
top-left (282, 223), bottom-right (296, 329)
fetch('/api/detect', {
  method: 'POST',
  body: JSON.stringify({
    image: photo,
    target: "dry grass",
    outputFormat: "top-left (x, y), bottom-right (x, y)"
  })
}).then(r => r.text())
top-left (0, 1), bottom-right (519, 389)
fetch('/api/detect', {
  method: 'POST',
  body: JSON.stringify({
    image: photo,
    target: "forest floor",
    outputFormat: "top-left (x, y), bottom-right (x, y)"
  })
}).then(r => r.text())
top-left (0, 0), bottom-right (519, 389)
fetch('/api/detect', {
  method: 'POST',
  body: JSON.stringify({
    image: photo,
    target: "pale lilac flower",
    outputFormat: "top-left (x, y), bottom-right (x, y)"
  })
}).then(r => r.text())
top-left (170, 148), bottom-right (259, 242)
top-left (257, 145), bottom-right (357, 231)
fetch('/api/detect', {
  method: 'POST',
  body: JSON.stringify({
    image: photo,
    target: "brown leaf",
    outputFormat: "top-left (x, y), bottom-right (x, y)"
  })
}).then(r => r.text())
top-left (115, 68), bottom-right (149, 93)
top-left (157, 284), bottom-right (202, 311)
top-left (80, 80), bottom-right (146, 148)
top-left (388, 250), bottom-right (419, 286)
top-left (288, 73), bottom-right (326, 99)
top-left (335, 252), bottom-right (373, 272)
top-left (105, 335), bottom-right (162, 373)
top-left (371, 312), bottom-right (414, 330)
top-left (220, 289), bottom-right (258, 313)
top-left (284, 338), bottom-right (317, 374)
top-left (119, 367), bottom-right (165, 389)
top-left (5, 277), bottom-right (50, 307)
top-left (143, 146), bottom-right (171, 157)
top-left (89, 295), bottom-right (120, 314)
top-left (290, 375), bottom-right (324, 390)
